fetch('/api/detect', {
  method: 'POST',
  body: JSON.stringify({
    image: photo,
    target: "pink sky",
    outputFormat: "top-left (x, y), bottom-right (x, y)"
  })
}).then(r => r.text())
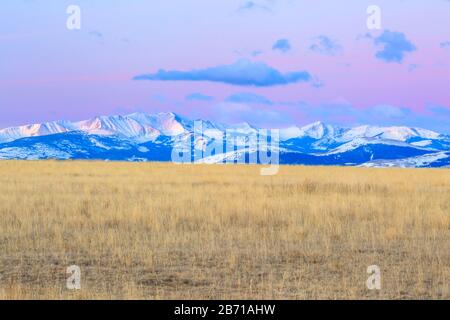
top-left (0, 0), bottom-right (449, 132)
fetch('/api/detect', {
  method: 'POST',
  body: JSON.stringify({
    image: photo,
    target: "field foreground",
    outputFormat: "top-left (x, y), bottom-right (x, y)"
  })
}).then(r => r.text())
top-left (0, 161), bottom-right (448, 299)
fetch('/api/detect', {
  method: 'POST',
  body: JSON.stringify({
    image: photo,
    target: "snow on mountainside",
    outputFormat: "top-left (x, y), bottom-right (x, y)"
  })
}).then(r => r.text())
top-left (126, 112), bottom-right (187, 136)
top-left (323, 137), bottom-right (429, 155)
top-left (0, 112), bottom-right (449, 168)
top-left (0, 120), bottom-right (74, 143)
top-left (279, 126), bottom-right (303, 141)
top-left (298, 121), bottom-right (339, 139)
top-left (0, 112), bottom-right (187, 143)
top-left (337, 125), bottom-right (441, 142)
top-left (360, 151), bottom-right (450, 168)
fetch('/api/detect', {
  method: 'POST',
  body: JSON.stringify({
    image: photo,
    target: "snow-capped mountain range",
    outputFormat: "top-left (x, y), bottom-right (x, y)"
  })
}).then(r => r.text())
top-left (0, 112), bottom-right (449, 168)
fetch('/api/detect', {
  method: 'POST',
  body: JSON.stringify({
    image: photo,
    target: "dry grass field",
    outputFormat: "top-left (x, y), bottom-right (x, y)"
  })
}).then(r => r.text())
top-left (0, 160), bottom-right (448, 299)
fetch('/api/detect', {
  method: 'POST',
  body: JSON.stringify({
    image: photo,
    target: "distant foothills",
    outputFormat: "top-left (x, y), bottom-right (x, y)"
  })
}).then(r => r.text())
top-left (0, 112), bottom-right (449, 168)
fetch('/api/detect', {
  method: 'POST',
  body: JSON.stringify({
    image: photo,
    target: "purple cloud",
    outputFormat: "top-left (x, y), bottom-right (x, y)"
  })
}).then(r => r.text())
top-left (134, 59), bottom-right (313, 87)
top-left (371, 30), bottom-right (417, 63)
top-left (272, 39), bottom-right (291, 53)
top-left (309, 35), bottom-right (342, 56)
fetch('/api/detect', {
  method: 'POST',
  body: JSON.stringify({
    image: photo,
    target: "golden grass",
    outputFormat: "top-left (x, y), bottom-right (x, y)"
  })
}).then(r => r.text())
top-left (0, 160), bottom-right (448, 299)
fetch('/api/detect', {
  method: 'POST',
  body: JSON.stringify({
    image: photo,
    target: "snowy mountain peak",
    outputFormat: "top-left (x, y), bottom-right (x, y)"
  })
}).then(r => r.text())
top-left (298, 121), bottom-right (337, 139)
top-left (0, 120), bottom-right (73, 143)
top-left (340, 125), bottom-right (441, 142)
top-left (74, 114), bottom-right (145, 138)
top-left (225, 122), bottom-right (258, 134)
top-left (127, 112), bottom-right (186, 136)
top-left (279, 126), bottom-right (302, 140)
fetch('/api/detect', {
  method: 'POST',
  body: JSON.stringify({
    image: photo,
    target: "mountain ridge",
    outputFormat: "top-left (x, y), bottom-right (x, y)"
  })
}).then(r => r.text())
top-left (0, 112), bottom-right (449, 168)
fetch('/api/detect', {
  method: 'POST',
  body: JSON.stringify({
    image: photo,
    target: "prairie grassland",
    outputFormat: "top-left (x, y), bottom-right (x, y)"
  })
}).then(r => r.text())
top-left (0, 160), bottom-right (448, 299)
